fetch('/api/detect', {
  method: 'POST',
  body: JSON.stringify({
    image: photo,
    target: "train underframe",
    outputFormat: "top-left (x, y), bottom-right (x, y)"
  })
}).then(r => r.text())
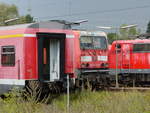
top-left (0, 72), bottom-right (149, 98)
top-left (22, 68), bottom-right (150, 99)
top-left (115, 73), bottom-right (150, 87)
top-left (75, 68), bottom-right (150, 90)
top-left (74, 68), bottom-right (110, 90)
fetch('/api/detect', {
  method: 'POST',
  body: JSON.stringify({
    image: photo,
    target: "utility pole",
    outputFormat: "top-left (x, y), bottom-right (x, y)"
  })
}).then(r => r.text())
top-left (67, 74), bottom-right (70, 113)
top-left (27, 0), bottom-right (32, 15)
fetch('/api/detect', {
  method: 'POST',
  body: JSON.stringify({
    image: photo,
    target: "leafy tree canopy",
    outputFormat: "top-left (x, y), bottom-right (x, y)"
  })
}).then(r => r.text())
top-left (119, 24), bottom-right (139, 40)
top-left (107, 33), bottom-right (118, 44)
top-left (107, 24), bottom-right (140, 44)
top-left (0, 3), bottom-right (18, 25)
top-left (0, 3), bottom-right (34, 26)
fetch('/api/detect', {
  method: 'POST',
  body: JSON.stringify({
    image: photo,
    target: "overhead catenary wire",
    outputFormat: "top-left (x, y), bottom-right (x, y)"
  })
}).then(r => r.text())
top-left (38, 4), bottom-right (150, 20)
top-left (32, 3), bottom-right (150, 32)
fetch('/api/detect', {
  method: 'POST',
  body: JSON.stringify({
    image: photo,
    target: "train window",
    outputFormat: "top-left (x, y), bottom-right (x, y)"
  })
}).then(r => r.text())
top-left (1, 46), bottom-right (15, 66)
top-left (115, 44), bottom-right (121, 49)
top-left (80, 36), bottom-right (107, 49)
top-left (93, 37), bottom-right (107, 49)
top-left (80, 36), bottom-right (93, 49)
top-left (133, 44), bottom-right (150, 52)
top-left (115, 44), bottom-right (121, 53)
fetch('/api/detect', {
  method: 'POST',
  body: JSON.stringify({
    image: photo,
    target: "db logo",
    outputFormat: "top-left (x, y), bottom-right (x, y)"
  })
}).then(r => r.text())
top-left (92, 56), bottom-right (97, 61)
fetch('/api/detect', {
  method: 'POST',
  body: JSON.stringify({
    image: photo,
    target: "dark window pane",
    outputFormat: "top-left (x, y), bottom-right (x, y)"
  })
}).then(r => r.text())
top-left (93, 37), bottom-right (107, 49)
top-left (80, 36), bottom-right (107, 49)
top-left (80, 36), bottom-right (93, 49)
top-left (133, 44), bottom-right (150, 52)
top-left (1, 46), bottom-right (15, 66)
top-left (2, 47), bottom-right (14, 52)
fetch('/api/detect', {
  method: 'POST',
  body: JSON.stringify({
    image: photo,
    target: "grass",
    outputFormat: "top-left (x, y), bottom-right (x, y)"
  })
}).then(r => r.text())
top-left (53, 90), bottom-right (150, 113)
top-left (0, 90), bottom-right (150, 113)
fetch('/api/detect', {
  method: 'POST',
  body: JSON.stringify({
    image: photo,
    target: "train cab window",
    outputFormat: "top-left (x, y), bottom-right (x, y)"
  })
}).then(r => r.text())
top-left (115, 44), bottom-right (121, 53)
top-left (133, 44), bottom-right (150, 52)
top-left (93, 37), bottom-right (107, 49)
top-left (80, 36), bottom-right (93, 49)
top-left (1, 46), bottom-right (15, 66)
top-left (115, 44), bottom-right (121, 49)
top-left (80, 36), bottom-right (107, 49)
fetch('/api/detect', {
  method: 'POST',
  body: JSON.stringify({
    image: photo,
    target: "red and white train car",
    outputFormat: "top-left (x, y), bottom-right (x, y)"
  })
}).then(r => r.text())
top-left (0, 21), bottom-right (108, 93)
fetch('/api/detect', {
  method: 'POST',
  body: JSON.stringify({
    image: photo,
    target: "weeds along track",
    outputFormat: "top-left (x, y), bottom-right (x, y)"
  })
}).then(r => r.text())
top-left (107, 87), bottom-right (150, 92)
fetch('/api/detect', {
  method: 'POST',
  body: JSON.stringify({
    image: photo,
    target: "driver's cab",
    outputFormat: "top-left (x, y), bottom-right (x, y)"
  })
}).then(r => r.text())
top-left (79, 31), bottom-right (108, 69)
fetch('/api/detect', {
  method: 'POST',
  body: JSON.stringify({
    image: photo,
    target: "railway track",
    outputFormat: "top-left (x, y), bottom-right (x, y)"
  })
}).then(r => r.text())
top-left (108, 87), bottom-right (150, 91)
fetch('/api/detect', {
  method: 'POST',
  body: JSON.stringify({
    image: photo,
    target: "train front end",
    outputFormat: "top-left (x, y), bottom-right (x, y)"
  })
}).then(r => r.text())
top-left (79, 31), bottom-right (108, 74)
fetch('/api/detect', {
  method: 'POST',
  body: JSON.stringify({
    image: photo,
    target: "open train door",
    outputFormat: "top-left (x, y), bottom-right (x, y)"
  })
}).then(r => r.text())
top-left (37, 33), bottom-right (65, 82)
top-left (49, 39), bottom-right (60, 81)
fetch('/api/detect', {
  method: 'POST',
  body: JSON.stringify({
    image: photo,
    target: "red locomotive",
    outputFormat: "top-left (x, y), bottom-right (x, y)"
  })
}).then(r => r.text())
top-left (0, 21), bottom-right (108, 93)
top-left (109, 39), bottom-right (150, 86)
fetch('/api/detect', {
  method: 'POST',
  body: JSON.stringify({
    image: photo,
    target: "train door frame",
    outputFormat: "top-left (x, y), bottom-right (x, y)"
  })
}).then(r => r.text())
top-left (37, 33), bottom-right (66, 82)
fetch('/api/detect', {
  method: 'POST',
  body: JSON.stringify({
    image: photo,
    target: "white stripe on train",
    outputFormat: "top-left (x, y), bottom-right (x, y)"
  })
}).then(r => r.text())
top-left (0, 79), bottom-right (25, 85)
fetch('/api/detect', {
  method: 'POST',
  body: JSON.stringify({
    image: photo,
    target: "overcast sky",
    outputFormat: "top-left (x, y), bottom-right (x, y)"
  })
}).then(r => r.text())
top-left (0, 0), bottom-right (150, 32)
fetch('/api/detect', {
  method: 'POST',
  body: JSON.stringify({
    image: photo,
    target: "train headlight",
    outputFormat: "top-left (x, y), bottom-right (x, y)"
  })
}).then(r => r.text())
top-left (81, 56), bottom-right (92, 62)
top-left (97, 56), bottom-right (108, 61)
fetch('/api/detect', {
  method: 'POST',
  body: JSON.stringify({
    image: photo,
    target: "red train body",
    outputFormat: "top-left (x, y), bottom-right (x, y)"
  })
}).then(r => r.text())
top-left (109, 39), bottom-right (150, 85)
top-left (0, 21), bottom-right (108, 93)
top-left (109, 39), bottom-right (150, 74)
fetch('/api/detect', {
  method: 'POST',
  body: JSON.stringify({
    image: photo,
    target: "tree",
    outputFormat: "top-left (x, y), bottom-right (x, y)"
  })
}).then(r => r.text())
top-left (0, 3), bottom-right (18, 25)
top-left (107, 33), bottom-right (118, 44)
top-left (107, 24), bottom-right (139, 43)
top-left (11, 14), bottom-right (34, 25)
top-left (146, 21), bottom-right (150, 33)
top-left (24, 14), bottom-right (34, 23)
top-left (119, 24), bottom-right (139, 40)
top-left (0, 3), bottom-right (34, 26)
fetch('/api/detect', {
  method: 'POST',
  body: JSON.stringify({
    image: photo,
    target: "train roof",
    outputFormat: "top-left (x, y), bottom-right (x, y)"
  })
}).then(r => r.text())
top-left (112, 39), bottom-right (150, 44)
top-left (0, 21), bottom-right (72, 31)
top-left (0, 21), bottom-right (107, 37)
